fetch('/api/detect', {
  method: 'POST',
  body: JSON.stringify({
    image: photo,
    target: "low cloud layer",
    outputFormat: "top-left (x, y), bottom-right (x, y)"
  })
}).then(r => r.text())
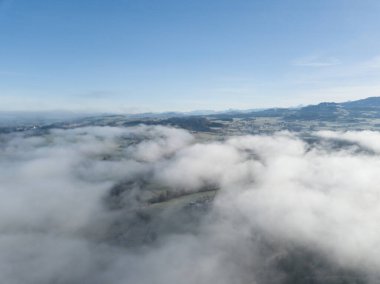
top-left (1, 126), bottom-right (380, 283)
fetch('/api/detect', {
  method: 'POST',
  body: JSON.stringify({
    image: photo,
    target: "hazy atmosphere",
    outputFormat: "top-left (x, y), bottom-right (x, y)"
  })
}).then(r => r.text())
top-left (2, 1), bottom-right (380, 283)
top-left (3, 126), bottom-right (380, 283)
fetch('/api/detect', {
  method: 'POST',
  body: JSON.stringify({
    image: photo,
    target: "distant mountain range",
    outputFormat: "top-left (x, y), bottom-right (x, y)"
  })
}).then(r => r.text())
top-left (3, 97), bottom-right (380, 133)
top-left (204, 96), bottom-right (380, 121)
top-left (122, 96), bottom-right (380, 121)
top-left (341, 96), bottom-right (380, 108)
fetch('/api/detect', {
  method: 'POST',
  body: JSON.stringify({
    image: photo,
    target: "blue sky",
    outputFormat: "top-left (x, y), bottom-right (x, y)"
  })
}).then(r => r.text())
top-left (1, 0), bottom-right (380, 113)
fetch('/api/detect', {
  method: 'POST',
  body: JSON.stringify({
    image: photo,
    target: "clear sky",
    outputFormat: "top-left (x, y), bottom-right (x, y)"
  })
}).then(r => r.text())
top-left (1, 0), bottom-right (380, 113)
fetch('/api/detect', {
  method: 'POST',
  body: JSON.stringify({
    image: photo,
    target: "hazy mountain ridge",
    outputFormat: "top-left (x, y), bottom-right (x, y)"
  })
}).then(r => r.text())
top-left (50, 97), bottom-right (380, 133)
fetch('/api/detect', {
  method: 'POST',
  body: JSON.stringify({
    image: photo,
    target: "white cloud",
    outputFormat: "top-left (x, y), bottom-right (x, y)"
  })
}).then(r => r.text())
top-left (2, 126), bottom-right (380, 283)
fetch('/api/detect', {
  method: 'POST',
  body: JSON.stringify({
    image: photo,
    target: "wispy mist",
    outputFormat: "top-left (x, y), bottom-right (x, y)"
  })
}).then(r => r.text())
top-left (1, 126), bottom-right (380, 283)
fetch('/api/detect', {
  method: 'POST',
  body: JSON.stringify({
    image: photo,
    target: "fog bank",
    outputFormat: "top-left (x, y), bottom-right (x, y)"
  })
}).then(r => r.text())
top-left (1, 126), bottom-right (380, 283)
